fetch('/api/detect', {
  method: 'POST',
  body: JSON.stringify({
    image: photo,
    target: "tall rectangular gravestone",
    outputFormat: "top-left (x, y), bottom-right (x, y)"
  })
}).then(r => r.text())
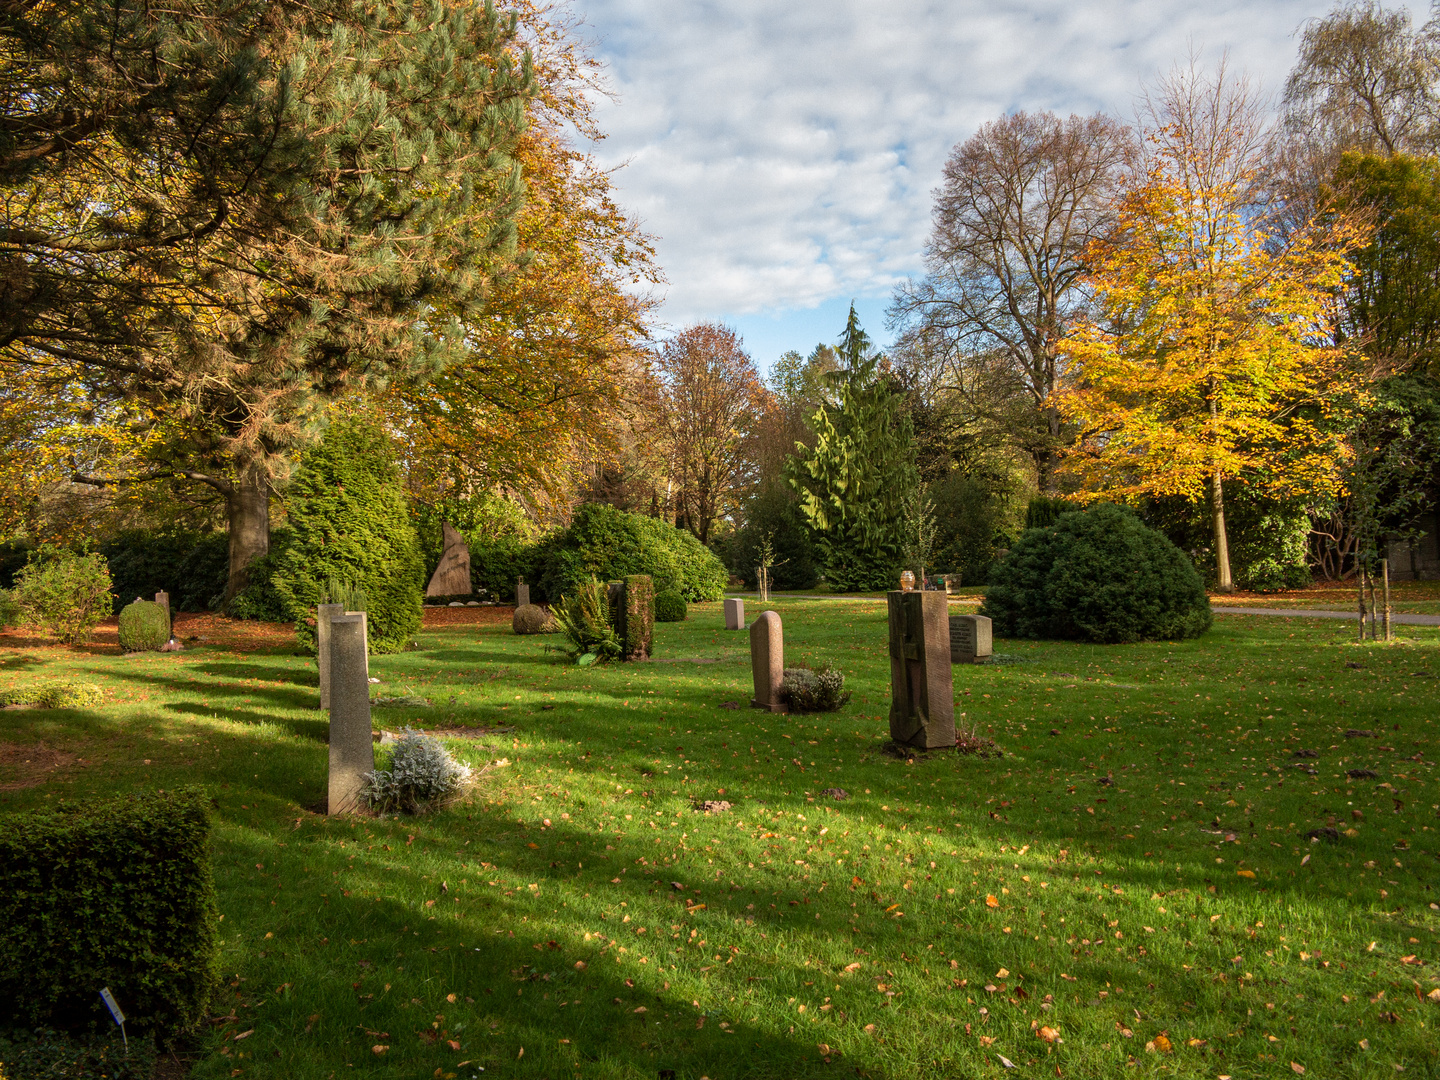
top-left (749, 610), bottom-right (785, 712)
top-left (327, 613), bottom-right (374, 815)
top-left (887, 590), bottom-right (956, 748)
top-left (516, 580), bottom-right (530, 608)
top-left (316, 603), bottom-right (345, 710)
top-left (724, 597), bottom-right (745, 630)
top-left (949, 614), bottom-right (992, 664)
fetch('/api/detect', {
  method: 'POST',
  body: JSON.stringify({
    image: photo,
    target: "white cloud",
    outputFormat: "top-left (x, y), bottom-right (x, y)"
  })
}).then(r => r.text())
top-left (574, 0), bottom-right (1329, 328)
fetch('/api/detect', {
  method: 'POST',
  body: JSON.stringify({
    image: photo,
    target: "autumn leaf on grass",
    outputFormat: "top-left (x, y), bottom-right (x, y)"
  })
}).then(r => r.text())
top-left (841, 963), bottom-right (862, 975)
top-left (978, 1036), bottom-right (996, 1047)
top-left (1291, 1063), bottom-right (1305, 1074)
top-left (1037, 1026), bottom-right (1061, 1044)
top-left (372, 1045), bottom-right (389, 1056)
top-left (985, 895), bottom-right (999, 908)
top-left (1145, 1035), bottom-right (1171, 1053)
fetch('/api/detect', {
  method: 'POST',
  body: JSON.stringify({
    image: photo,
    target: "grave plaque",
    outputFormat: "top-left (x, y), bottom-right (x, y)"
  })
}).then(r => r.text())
top-left (516, 579), bottom-right (530, 607)
top-left (887, 590), bottom-right (955, 748)
top-left (724, 597), bottom-right (745, 630)
top-left (327, 613), bottom-right (374, 815)
top-left (316, 603), bottom-right (345, 709)
top-left (749, 610), bottom-right (785, 713)
top-left (949, 614), bottom-right (992, 664)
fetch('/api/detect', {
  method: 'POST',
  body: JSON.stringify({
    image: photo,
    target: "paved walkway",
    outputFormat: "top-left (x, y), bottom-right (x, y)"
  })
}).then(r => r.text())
top-left (1211, 605), bottom-right (1440, 626)
top-left (726, 593), bottom-right (1440, 626)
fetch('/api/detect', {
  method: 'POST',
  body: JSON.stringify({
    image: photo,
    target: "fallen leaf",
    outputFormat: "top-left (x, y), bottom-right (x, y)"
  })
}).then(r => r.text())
top-left (1187, 1038), bottom-right (1206, 1048)
top-left (1428, 989), bottom-right (1440, 1002)
top-left (446, 993), bottom-right (456, 1003)
top-left (986, 895), bottom-right (1000, 908)
top-left (842, 962), bottom-right (862, 974)
top-left (372, 1045), bottom-right (388, 1056)
top-left (574, 961), bottom-right (588, 971)
top-left (1236, 870), bottom-right (1256, 879)
top-left (996, 1054), bottom-right (1016, 1069)
top-left (634, 1006), bottom-right (648, 1014)
top-left (979, 1036), bottom-right (996, 1047)
top-left (863, 1024), bottom-right (877, 1036)
top-left (995, 967), bottom-right (1010, 979)
top-left (1291, 1063), bottom-right (1305, 1074)
top-left (446, 1040), bottom-right (461, 1051)
top-left (233, 1030), bottom-right (254, 1042)
top-left (1359, 1039), bottom-right (1370, 1050)
top-left (1037, 1025), bottom-right (1060, 1043)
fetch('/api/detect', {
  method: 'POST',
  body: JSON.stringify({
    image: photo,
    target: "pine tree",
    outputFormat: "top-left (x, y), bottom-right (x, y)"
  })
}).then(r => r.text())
top-left (786, 306), bottom-right (919, 592)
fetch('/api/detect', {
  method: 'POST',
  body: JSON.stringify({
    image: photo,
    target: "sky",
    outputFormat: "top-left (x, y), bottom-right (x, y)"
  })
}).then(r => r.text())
top-left (572, 0), bottom-right (1340, 374)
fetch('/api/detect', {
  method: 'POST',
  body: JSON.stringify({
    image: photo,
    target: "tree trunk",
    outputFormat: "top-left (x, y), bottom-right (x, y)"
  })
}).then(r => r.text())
top-left (225, 463), bottom-right (271, 602)
top-left (1211, 470), bottom-right (1234, 593)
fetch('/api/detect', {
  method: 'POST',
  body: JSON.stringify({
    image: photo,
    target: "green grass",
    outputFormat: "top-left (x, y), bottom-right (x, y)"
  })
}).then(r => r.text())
top-left (2, 601), bottom-right (1439, 1079)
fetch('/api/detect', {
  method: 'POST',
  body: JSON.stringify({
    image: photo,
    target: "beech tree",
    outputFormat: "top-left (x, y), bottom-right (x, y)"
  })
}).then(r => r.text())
top-left (3, 0), bottom-right (536, 598)
top-left (1057, 63), bottom-right (1368, 591)
top-left (889, 110), bottom-right (1132, 486)
top-left (643, 324), bottom-right (766, 546)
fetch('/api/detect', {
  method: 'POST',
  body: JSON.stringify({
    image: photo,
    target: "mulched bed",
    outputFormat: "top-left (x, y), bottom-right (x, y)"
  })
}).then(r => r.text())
top-left (0, 605), bottom-right (518, 655)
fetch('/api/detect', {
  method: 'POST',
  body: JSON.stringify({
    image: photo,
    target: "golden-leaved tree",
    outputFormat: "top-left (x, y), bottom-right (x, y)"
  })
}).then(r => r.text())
top-left (1057, 62), bottom-right (1370, 590)
top-left (383, 2), bottom-right (658, 518)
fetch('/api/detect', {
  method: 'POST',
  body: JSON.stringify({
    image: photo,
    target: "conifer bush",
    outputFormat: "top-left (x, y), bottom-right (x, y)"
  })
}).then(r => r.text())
top-left (269, 421), bottom-right (424, 653)
top-left (654, 590), bottom-right (687, 622)
top-left (118, 599), bottom-right (170, 651)
top-left (981, 503), bottom-right (1212, 644)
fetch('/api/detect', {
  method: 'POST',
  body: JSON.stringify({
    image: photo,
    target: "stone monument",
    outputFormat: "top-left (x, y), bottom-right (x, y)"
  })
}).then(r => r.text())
top-left (425, 522), bottom-right (471, 597)
top-left (949, 614), bottom-right (992, 664)
top-left (887, 590), bottom-right (955, 748)
top-left (516, 578), bottom-right (530, 607)
top-left (154, 591), bottom-right (169, 615)
top-left (724, 597), bottom-right (745, 630)
top-left (316, 603), bottom-right (345, 709)
top-left (749, 610), bottom-right (785, 713)
top-left (327, 613), bottom-right (374, 815)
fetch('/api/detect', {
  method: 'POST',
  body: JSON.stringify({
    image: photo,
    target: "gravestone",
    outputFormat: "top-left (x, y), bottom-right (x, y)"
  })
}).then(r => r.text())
top-left (316, 603), bottom-right (345, 709)
top-left (949, 614), bottom-right (992, 664)
top-left (724, 597), bottom-right (745, 630)
top-left (887, 590), bottom-right (955, 748)
top-left (425, 522), bottom-right (471, 597)
top-left (516, 579), bottom-right (530, 608)
top-left (327, 613), bottom-right (374, 815)
top-left (749, 610), bottom-right (785, 713)
top-left (154, 591), bottom-right (169, 616)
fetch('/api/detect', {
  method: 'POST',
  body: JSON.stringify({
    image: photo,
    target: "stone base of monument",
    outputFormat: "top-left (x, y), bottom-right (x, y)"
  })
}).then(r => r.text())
top-left (724, 597), bottom-right (745, 630)
top-left (887, 590), bottom-right (956, 748)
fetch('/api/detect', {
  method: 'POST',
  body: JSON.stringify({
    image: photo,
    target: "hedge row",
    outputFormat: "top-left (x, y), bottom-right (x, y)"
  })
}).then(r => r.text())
top-left (0, 788), bottom-right (219, 1033)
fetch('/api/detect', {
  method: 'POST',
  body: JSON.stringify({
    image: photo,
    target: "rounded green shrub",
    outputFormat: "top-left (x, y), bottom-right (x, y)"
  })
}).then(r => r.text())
top-left (0, 680), bottom-right (105, 708)
top-left (980, 503), bottom-right (1212, 644)
top-left (654, 590), bottom-right (687, 622)
top-left (780, 665), bottom-right (850, 712)
top-left (539, 503), bottom-right (727, 603)
top-left (512, 604), bottom-right (552, 635)
top-left (118, 600), bottom-right (170, 652)
top-left (269, 420), bottom-right (424, 654)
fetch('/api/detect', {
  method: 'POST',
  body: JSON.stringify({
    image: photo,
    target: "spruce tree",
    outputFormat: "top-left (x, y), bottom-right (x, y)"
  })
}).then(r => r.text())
top-left (786, 306), bottom-right (919, 592)
top-left (270, 419), bottom-right (424, 654)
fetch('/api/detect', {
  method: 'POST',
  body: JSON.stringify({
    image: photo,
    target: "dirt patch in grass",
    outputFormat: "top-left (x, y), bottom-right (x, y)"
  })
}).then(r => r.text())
top-left (421, 605), bottom-right (516, 626)
top-left (0, 741), bottom-right (78, 790)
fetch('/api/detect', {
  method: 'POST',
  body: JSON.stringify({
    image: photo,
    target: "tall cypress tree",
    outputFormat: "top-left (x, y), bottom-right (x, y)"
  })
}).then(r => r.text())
top-left (786, 306), bottom-right (919, 592)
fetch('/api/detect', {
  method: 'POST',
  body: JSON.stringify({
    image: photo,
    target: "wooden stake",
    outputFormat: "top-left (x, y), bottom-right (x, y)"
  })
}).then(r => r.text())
top-left (1382, 558), bottom-right (1392, 641)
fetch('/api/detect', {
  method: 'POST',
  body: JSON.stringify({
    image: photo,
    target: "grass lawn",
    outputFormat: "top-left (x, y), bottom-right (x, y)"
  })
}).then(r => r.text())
top-left (1, 601), bottom-right (1438, 1079)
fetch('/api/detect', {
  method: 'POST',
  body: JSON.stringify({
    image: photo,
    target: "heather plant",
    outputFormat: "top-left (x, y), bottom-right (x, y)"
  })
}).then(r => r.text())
top-left (779, 664), bottom-right (851, 712)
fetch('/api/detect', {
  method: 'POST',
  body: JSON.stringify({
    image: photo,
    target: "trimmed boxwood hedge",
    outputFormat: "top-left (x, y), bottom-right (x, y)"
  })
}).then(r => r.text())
top-left (0, 788), bottom-right (219, 1034)
top-left (118, 599), bottom-right (170, 651)
top-left (980, 502), bottom-right (1212, 644)
top-left (654, 590), bottom-right (687, 622)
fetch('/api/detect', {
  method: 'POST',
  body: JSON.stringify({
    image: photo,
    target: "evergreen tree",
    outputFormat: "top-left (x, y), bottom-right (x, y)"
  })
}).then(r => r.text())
top-left (786, 306), bottom-right (919, 592)
top-left (270, 419), bottom-right (424, 654)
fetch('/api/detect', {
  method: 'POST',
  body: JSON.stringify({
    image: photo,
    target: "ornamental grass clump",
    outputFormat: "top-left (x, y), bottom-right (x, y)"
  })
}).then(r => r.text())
top-left (360, 729), bottom-right (471, 815)
top-left (780, 665), bottom-right (851, 712)
top-left (550, 576), bottom-right (621, 665)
